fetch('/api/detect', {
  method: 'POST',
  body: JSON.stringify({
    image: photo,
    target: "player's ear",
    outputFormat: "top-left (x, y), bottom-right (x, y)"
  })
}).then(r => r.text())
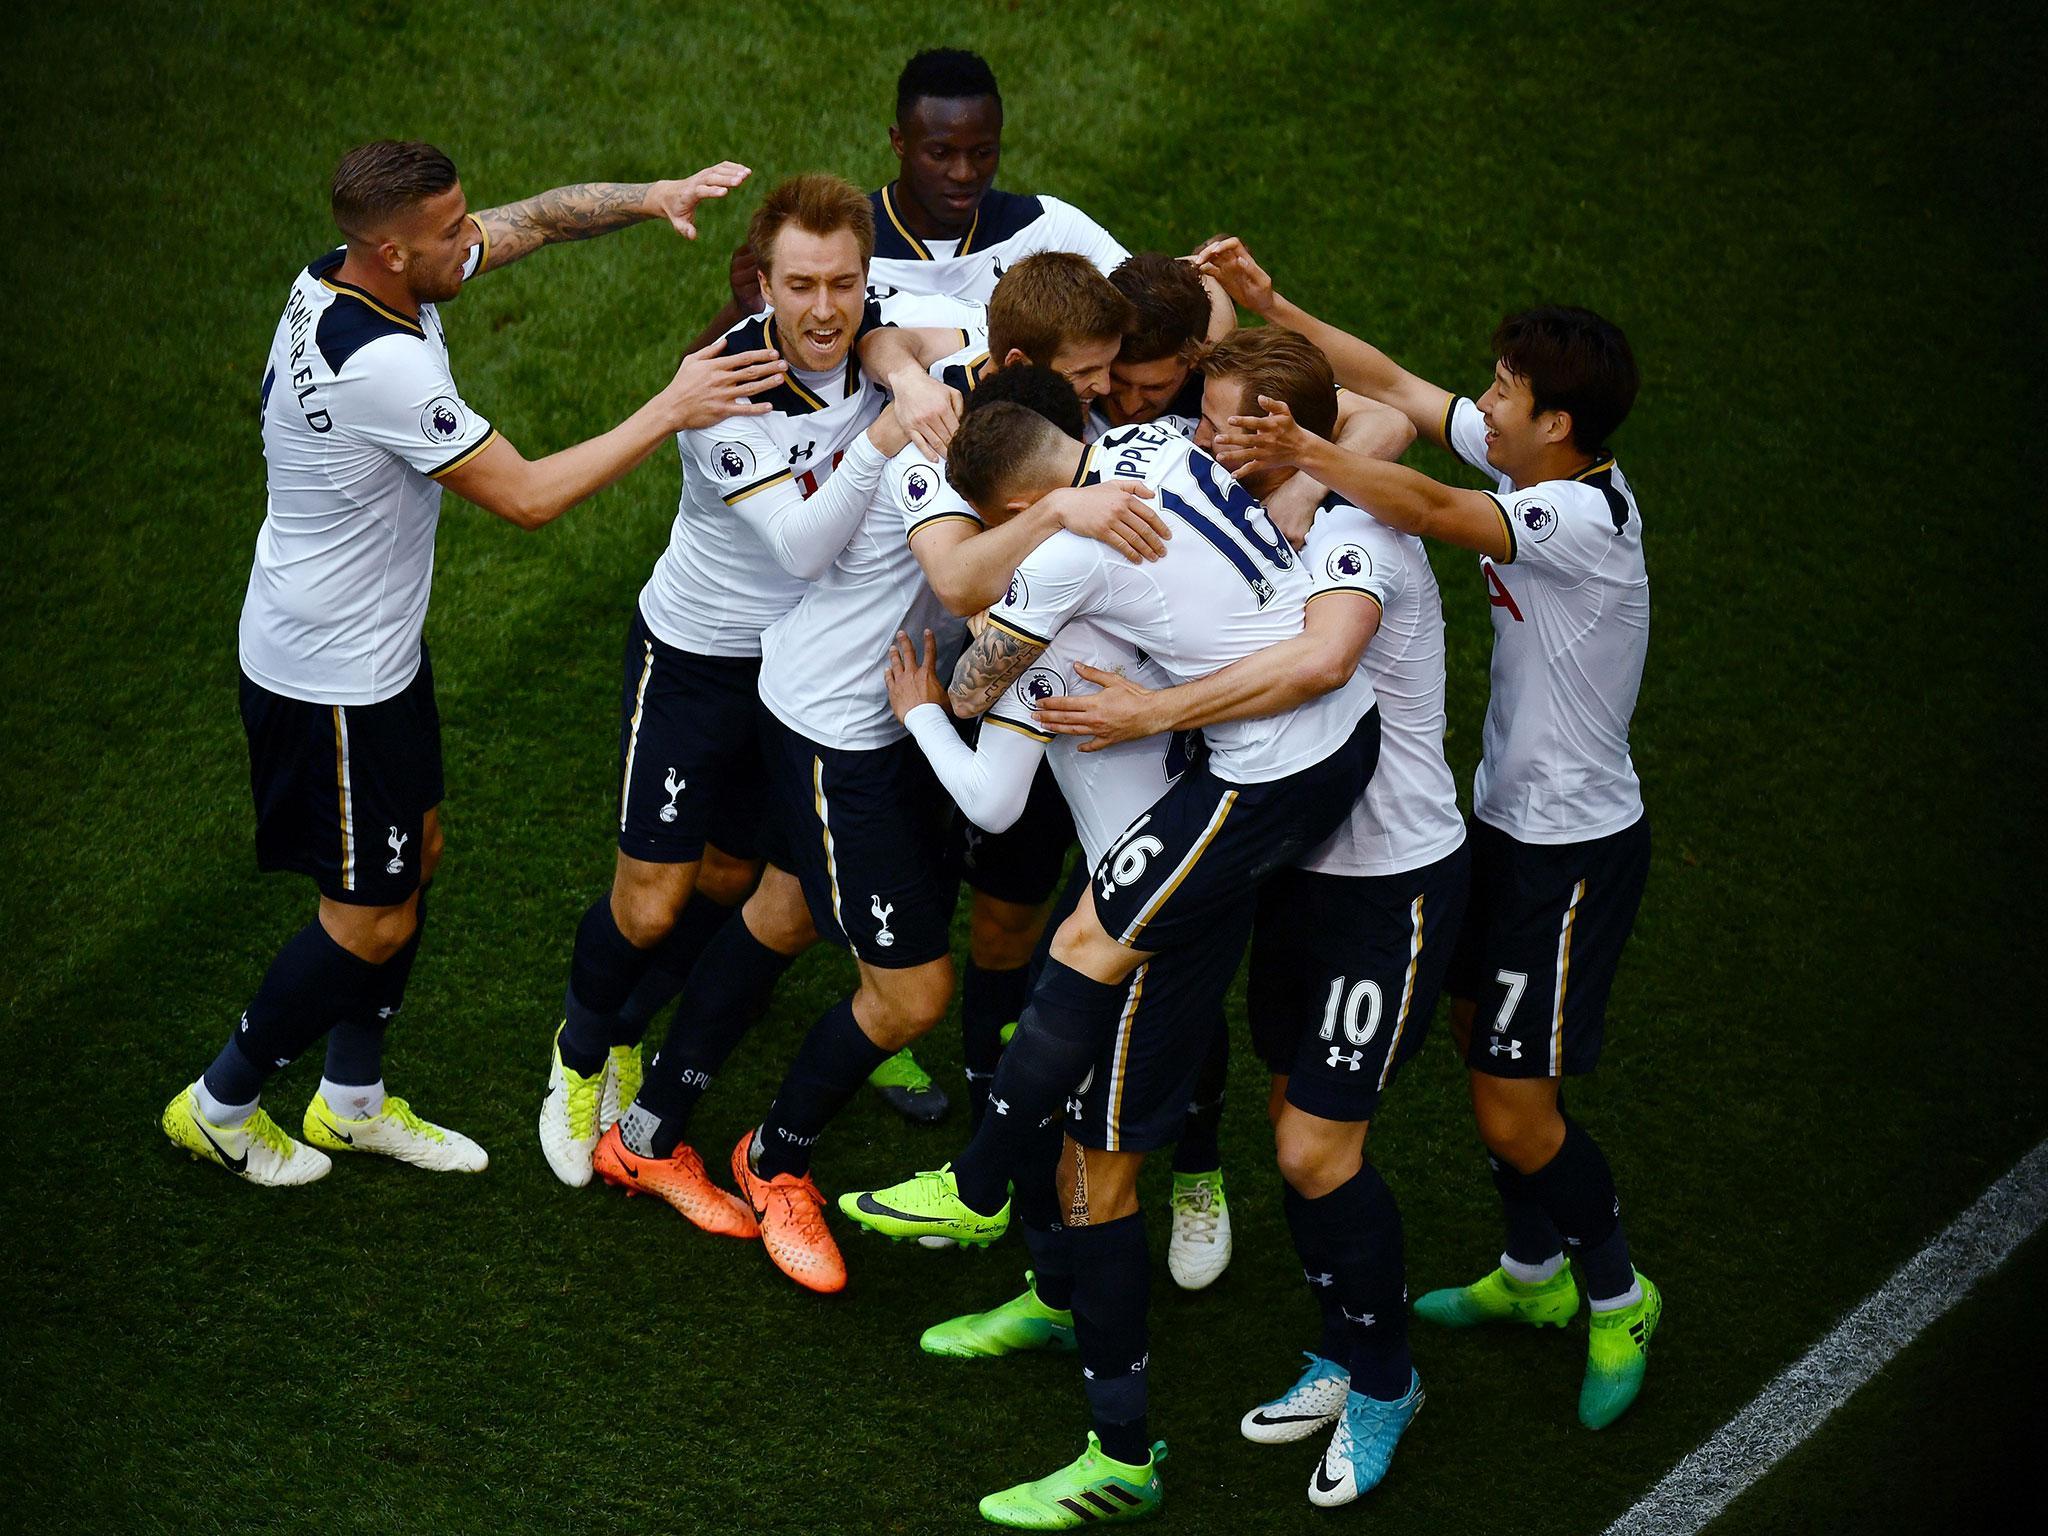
top-left (889, 124), bottom-right (906, 160)
top-left (376, 237), bottom-right (406, 276)
top-left (1543, 407), bottom-right (1575, 446)
top-left (1002, 348), bottom-right (1031, 371)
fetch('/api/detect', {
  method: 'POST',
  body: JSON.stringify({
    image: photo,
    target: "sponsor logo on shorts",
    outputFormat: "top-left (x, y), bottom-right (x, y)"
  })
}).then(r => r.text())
top-left (1326, 1046), bottom-right (1363, 1072)
top-left (1489, 1037), bottom-right (1524, 1060)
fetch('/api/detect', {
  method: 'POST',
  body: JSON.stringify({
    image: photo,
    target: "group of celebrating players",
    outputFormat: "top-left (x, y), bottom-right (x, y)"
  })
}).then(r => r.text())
top-left (162, 48), bottom-right (1659, 1527)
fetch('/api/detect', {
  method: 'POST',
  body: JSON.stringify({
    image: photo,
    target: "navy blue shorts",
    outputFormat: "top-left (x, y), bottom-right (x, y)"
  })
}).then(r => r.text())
top-left (759, 710), bottom-right (954, 969)
top-left (1446, 816), bottom-right (1650, 1078)
top-left (952, 738), bottom-right (1077, 907)
top-left (617, 608), bottom-right (768, 865)
top-left (1249, 843), bottom-right (1470, 1122)
top-left (1090, 710), bottom-right (1380, 954)
top-left (1023, 865), bottom-right (1248, 1154)
top-left (241, 649), bottom-right (443, 907)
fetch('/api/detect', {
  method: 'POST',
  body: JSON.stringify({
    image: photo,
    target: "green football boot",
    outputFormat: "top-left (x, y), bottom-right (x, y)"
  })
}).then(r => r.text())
top-left (980, 1434), bottom-right (1167, 1529)
top-left (839, 1164), bottom-right (1011, 1246)
top-left (869, 1047), bottom-right (951, 1124)
top-left (1413, 1264), bottom-right (1580, 1329)
top-left (921, 1272), bottom-right (1076, 1359)
top-left (1580, 1271), bottom-right (1662, 1429)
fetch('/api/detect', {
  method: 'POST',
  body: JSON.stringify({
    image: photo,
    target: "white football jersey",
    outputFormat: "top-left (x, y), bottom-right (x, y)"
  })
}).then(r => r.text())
top-left (1444, 395), bottom-right (1648, 843)
top-left (866, 186), bottom-right (1128, 307)
top-left (757, 439), bottom-right (977, 750)
top-left (637, 306), bottom-right (887, 657)
top-left (239, 243), bottom-right (493, 705)
top-left (985, 617), bottom-right (1190, 868)
top-left (1297, 498), bottom-right (1465, 877)
top-left (989, 424), bottom-right (1375, 784)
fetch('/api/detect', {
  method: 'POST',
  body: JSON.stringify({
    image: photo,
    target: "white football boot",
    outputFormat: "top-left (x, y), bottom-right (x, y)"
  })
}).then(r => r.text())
top-left (161, 1085), bottom-right (331, 1187)
top-left (538, 1024), bottom-right (603, 1187)
top-left (303, 1091), bottom-right (487, 1172)
top-left (1166, 1168), bottom-right (1233, 1289)
top-left (1241, 1352), bottom-right (1352, 1444)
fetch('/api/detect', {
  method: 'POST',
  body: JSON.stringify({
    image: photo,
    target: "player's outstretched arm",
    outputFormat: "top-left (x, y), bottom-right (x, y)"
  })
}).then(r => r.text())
top-left (472, 162), bottom-right (752, 272)
top-left (949, 621), bottom-right (1047, 719)
top-left (1035, 592), bottom-right (1379, 750)
top-left (1196, 236), bottom-right (1453, 449)
top-left (438, 339), bottom-right (784, 529)
top-left (1261, 391), bottom-right (1419, 548)
top-left (889, 629), bottom-right (1045, 833)
top-left (910, 482), bottom-right (1168, 617)
top-left (1218, 397), bottom-right (1510, 560)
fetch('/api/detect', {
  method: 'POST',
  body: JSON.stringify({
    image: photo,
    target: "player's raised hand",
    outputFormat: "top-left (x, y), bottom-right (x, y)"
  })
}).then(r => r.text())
top-left (1216, 395), bottom-right (1317, 476)
top-left (660, 337), bottom-right (787, 430)
top-left (885, 629), bottom-right (949, 724)
top-left (1045, 481), bottom-right (1171, 563)
top-left (1033, 662), bottom-right (1164, 751)
top-left (646, 162), bottom-right (753, 239)
top-left (1193, 236), bottom-right (1276, 316)
top-left (889, 369), bottom-right (963, 461)
top-left (728, 239), bottom-right (765, 314)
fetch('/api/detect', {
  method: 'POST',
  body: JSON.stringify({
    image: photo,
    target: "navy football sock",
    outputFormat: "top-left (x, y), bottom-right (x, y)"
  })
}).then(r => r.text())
top-left (1010, 1110), bottom-right (1066, 1232)
top-left (754, 998), bottom-right (889, 1178)
top-left (1490, 1151), bottom-right (1567, 1268)
top-left (205, 919), bottom-right (381, 1104)
top-left (325, 891), bottom-right (426, 1087)
top-left (1023, 1220), bottom-right (1075, 1313)
top-left (1291, 1164), bottom-right (1411, 1401)
top-left (1069, 1212), bottom-right (1152, 1465)
top-left (631, 916), bottom-right (795, 1156)
top-left (561, 899), bottom-right (654, 1074)
top-left (962, 961), bottom-right (1030, 1133)
top-left (611, 890), bottom-right (738, 1048)
top-left (953, 961), bottom-right (1124, 1216)
top-left (1524, 1116), bottom-right (1634, 1302)
top-left (1281, 1184), bottom-right (1352, 1367)
top-left (1170, 1019), bottom-right (1228, 1174)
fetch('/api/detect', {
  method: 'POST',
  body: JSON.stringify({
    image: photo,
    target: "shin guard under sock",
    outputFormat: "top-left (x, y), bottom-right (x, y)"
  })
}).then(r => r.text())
top-left (1290, 1164), bottom-right (1411, 1400)
top-left (754, 998), bottom-right (889, 1178)
top-left (325, 892), bottom-right (426, 1089)
top-left (561, 899), bottom-right (655, 1073)
top-left (1282, 1184), bottom-right (1352, 1367)
top-left (962, 961), bottom-right (1030, 1132)
top-left (1523, 1116), bottom-right (1633, 1302)
top-left (1068, 1212), bottom-right (1152, 1464)
top-left (1023, 1220), bottom-right (1075, 1312)
top-left (205, 919), bottom-right (382, 1106)
top-left (632, 916), bottom-right (796, 1156)
top-left (952, 961), bottom-right (1123, 1215)
top-left (1490, 1151), bottom-right (1567, 1270)
top-left (612, 891), bottom-right (738, 1048)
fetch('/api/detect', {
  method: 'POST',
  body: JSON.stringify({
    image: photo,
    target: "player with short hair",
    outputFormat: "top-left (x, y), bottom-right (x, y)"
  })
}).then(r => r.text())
top-left (1092, 251), bottom-right (1214, 437)
top-left (162, 141), bottom-right (779, 1185)
top-left (1031, 326), bottom-right (1466, 1505)
top-left (1204, 236), bottom-right (1661, 1431)
top-left (536, 173), bottom-right (942, 1203)
top-left (597, 271), bottom-right (1165, 1295)
top-left (846, 402), bottom-right (1381, 1521)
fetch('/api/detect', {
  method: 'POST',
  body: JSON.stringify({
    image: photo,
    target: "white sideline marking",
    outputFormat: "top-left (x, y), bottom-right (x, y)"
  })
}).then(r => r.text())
top-left (1605, 1136), bottom-right (2048, 1535)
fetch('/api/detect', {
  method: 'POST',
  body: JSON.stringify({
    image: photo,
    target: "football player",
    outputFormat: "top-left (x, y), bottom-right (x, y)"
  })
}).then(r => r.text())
top-left (1206, 236), bottom-right (1660, 1430)
top-left (163, 141), bottom-right (778, 1185)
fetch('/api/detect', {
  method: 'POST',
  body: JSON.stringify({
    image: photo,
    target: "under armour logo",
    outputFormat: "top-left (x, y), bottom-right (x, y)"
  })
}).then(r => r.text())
top-left (989, 1096), bottom-right (1010, 1116)
top-left (1082, 1367), bottom-right (1096, 1380)
top-left (385, 826), bottom-right (409, 874)
top-left (1305, 1270), bottom-right (1334, 1287)
top-left (375, 1006), bottom-right (396, 1020)
top-left (1342, 1309), bottom-right (1377, 1327)
top-left (660, 768), bottom-right (686, 823)
top-left (1489, 1037), bottom-right (1524, 1060)
top-left (789, 441), bottom-right (816, 464)
top-left (871, 895), bottom-right (896, 948)
top-left (1327, 1046), bottom-right (1364, 1071)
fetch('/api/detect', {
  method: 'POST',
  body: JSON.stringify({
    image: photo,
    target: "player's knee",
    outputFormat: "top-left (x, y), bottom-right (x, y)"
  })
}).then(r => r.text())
top-left (742, 868), bottom-right (816, 955)
top-left (857, 960), bottom-right (954, 1047)
top-left (1273, 1119), bottom-right (1363, 1199)
top-left (325, 899), bottom-right (417, 965)
top-left (1081, 1148), bottom-right (1143, 1220)
top-left (610, 860), bottom-right (687, 947)
top-left (696, 846), bottom-right (760, 907)
top-left (969, 893), bottom-right (1046, 969)
top-left (1047, 903), bottom-right (1134, 983)
top-left (1470, 1084), bottom-right (1564, 1173)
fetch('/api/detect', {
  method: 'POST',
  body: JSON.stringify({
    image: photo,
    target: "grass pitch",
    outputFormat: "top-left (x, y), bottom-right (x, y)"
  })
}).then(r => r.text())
top-left (3, 1), bottom-right (2044, 1531)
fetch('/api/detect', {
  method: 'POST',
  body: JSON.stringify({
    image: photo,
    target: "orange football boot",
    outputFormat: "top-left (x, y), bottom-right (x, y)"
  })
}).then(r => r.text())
top-left (593, 1126), bottom-right (759, 1239)
top-left (730, 1131), bottom-right (847, 1294)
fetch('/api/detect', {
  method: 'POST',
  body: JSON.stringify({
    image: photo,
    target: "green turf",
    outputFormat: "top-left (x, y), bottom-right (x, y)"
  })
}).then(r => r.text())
top-left (3, 0), bottom-right (2043, 1531)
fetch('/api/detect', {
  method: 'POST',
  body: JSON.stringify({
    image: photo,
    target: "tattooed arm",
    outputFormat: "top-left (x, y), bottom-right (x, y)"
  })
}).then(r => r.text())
top-left (471, 162), bottom-right (751, 273)
top-left (947, 622), bottom-right (1048, 719)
